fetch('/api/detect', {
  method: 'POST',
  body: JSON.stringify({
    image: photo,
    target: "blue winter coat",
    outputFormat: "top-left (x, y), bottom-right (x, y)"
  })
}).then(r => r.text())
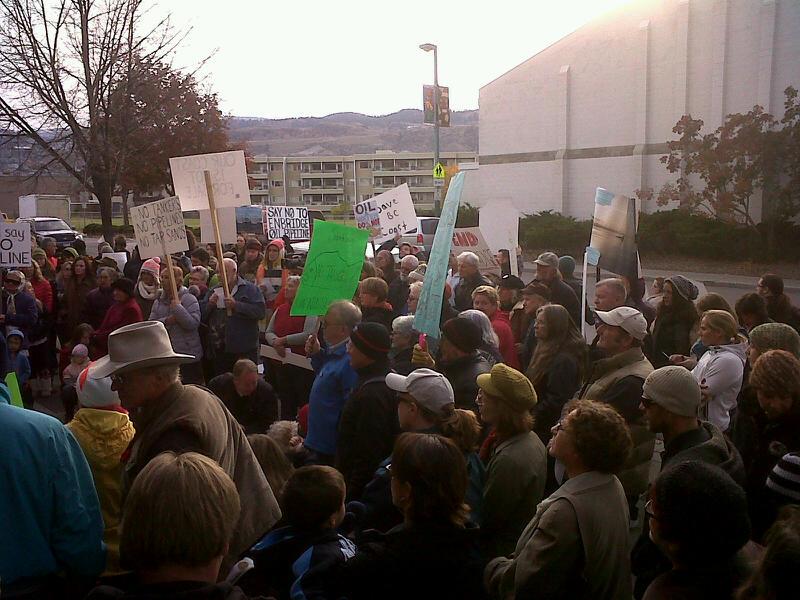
top-left (0, 383), bottom-right (106, 584)
top-left (203, 277), bottom-right (265, 356)
top-left (304, 341), bottom-right (359, 457)
top-left (2, 290), bottom-right (38, 347)
top-left (149, 287), bottom-right (203, 361)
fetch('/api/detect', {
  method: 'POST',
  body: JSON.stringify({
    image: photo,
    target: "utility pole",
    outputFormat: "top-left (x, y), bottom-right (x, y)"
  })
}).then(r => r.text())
top-left (420, 43), bottom-right (441, 214)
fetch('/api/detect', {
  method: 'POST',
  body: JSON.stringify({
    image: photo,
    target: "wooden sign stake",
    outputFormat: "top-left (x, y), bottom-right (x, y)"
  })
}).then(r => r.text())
top-left (203, 170), bottom-right (233, 315)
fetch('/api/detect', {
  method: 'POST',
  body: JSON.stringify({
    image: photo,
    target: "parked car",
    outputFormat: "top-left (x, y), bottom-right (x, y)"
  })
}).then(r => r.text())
top-left (399, 216), bottom-right (439, 251)
top-left (18, 217), bottom-right (82, 248)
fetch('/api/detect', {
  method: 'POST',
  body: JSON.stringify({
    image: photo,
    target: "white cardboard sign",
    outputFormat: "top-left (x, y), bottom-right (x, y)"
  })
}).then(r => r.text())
top-left (353, 199), bottom-right (381, 238)
top-left (0, 222), bottom-right (31, 268)
top-left (102, 252), bottom-right (128, 272)
top-left (262, 206), bottom-right (310, 240)
top-left (479, 201), bottom-right (520, 276)
top-left (371, 184), bottom-right (417, 239)
top-left (451, 227), bottom-right (501, 276)
top-left (129, 197), bottom-right (189, 260)
top-left (199, 207), bottom-right (237, 245)
top-left (169, 150), bottom-right (251, 211)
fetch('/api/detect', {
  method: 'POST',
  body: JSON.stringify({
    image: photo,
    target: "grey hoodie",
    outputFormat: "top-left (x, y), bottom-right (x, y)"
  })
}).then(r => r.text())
top-left (692, 341), bottom-right (747, 431)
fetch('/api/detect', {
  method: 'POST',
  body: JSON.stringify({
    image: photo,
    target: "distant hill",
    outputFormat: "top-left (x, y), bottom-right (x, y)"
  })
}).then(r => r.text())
top-left (227, 108), bottom-right (478, 156)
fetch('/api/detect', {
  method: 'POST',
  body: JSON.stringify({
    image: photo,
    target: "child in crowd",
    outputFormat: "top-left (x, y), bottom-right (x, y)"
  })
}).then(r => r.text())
top-left (7, 329), bottom-right (31, 407)
top-left (67, 363), bottom-right (135, 574)
top-left (59, 323), bottom-right (94, 383)
top-left (62, 343), bottom-right (90, 386)
top-left (237, 466), bottom-right (354, 600)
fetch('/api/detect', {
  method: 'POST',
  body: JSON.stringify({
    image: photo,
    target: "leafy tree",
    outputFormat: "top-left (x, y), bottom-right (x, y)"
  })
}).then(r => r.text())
top-left (117, 58), bottom-right (230, 202)
top-left (0, 0), bottom-right (188, 241)
top-left (637, 87), bottom-right (800, 257)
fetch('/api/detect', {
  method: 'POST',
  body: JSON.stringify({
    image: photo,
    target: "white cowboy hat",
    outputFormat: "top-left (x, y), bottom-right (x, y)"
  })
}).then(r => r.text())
top-left (89, 321), bottom-right (195, 379)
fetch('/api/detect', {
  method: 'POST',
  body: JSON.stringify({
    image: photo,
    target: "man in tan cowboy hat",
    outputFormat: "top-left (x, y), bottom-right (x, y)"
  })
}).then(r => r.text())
top-left (90, 320), bottom-right (280, 569)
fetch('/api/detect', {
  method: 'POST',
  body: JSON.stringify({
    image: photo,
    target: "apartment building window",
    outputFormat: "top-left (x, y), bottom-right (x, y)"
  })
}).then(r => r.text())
top-left (360, 194), bottom-right (373, 202)
top-left (270, 163), bottom-right (282, 171)
top-left (289, 163), bottom-right (300, 171)
top-left (291, 180), bottom-right (301, 187)
top-left (358, 178), bottom-right (371, 186)
top-left (358, 161), bottom-right (372, 169)
top-left (271, 180), bottom-right (283, 187)
top-left (345, 162), bottom-right (353, 170)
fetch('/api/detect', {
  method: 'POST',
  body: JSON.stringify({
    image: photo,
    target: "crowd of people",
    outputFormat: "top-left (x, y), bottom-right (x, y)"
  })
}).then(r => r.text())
top-left (1, 230), bottom-right (800, 600)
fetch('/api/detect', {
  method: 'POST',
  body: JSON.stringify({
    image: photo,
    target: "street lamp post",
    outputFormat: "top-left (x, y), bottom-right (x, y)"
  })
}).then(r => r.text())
top-left (420, 42), bottom-right (440, 213)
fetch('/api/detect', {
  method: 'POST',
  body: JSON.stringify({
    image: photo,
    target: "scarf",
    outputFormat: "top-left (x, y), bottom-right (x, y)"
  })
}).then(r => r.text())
top-left (137, 280), bottom-right (159, 301)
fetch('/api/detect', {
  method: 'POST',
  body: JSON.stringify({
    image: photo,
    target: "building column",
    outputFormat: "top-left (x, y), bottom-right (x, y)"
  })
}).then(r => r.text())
top-left (710, 0), bottom-right (730, 126)
top-left (555, 64), bottom-right (570, 214)
top-left (757, 0), bottom-right (777, 113)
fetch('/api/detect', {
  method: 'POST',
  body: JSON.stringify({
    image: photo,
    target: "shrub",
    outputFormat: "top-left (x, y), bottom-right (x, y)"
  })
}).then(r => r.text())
top-left (82, 223), bottom-right (135, 236)
top-left (519, 211), bottom-right (592, 258)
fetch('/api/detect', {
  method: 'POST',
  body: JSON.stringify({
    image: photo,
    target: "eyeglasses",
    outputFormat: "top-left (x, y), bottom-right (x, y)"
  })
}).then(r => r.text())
top-left (644, 499), bottom-right (659, 521)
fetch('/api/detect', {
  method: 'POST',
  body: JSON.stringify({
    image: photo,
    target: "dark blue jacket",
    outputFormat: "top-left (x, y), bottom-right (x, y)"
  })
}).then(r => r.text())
top-left (239, 525), bottom-right (355, 600)
top-left (2, 290), bottom-right (38, 346)
top-left (204, 277), bottom-right (266, 356)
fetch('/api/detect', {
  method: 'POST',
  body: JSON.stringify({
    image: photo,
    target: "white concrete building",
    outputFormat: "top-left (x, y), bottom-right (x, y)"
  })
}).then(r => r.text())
top-left (462, 0), bottom-right (800, 219)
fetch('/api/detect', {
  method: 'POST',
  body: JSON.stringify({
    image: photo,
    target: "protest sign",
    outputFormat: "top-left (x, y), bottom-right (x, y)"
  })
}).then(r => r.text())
top-left (260, 345), bottom-right (313, 370)
top-left (129, 197), bottom-right (189, 260)
top-left (262, 206), bottom-right (310, 240)
top-left (479, 200), bottom-right (520, 276)
top-left (414, 172), bottom-right (465, 339)
top-left (199, 207), bottom-right (237, 244)
top-left (354, 199), bottom-right (381, 238)
top-left (371, 184), bottom-right (417, 239)
top-left (291, 221), bottom-right (369, 316)
top-left (451, 228), bottom-right (501, 276)
top-left (170, 150), bottom-right (251, 211)
top-left (0, 222), bottom-right (31, 268)
top-left (587, 188), bottom-right (639, 278)
top-left (102, 252), bottom-right (128, 272)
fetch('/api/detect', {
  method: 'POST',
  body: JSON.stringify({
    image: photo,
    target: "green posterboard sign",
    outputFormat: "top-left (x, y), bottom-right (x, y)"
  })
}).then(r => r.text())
top-left (291, 220), bottom-right (369, 316)
top-left (5, 372), bottom-right (23, 408)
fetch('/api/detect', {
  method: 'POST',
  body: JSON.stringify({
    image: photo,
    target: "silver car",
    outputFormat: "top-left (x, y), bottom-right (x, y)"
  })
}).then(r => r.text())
top-left (399, 217), bottom-right (439, 253)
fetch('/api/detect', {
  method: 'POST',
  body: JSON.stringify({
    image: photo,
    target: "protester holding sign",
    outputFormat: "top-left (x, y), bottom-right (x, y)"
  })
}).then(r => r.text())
top-left (256, 239), bottom-right (285, 308)
top-left (149, 266), bottom-right (204, 385)
top-left (204, 258), bottom-right (265, 375)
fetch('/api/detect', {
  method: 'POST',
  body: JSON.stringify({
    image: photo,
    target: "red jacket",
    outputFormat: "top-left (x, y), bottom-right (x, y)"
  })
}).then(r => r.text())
top-left (491, 310), bottom-right (520, 369)
top-left (31, 278), bottom-right (54, 313)
top-left (92, 298), bottom-right (143, 357)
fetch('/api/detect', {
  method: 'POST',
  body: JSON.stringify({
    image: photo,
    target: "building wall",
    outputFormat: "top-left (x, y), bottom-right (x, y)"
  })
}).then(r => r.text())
top-left (463, 0), bottom-right (800, 219)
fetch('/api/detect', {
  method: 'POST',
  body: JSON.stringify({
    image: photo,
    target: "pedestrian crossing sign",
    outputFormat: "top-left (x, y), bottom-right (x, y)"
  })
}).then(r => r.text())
top-left (433, 163), bottom-right (445, 179)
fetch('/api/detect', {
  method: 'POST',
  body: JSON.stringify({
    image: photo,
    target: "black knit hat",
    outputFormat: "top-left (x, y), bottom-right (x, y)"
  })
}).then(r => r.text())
top-left (498, 274), bottom-right (525, 290)
top-left (350, 322), bottom-right (390, 360)
top-left (442, 317), bottom-right (482, 353)
top-left (111, 277), bottom-right (135, 299)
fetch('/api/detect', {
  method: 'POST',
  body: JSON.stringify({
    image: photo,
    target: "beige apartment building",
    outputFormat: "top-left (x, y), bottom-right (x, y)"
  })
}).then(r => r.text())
top-left (249, 151), bottom-right (476, 211)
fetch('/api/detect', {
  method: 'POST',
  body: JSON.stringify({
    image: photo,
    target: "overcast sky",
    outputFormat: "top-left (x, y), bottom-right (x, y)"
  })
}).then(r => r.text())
top-left (161, 0), bottom-right (633, 119)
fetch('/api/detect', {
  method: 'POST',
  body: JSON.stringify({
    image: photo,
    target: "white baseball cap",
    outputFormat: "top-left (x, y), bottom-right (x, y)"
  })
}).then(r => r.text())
top-left (386, 369), bottom-right (455, 417)
top-left (595, 306), bottom-right (648, 341)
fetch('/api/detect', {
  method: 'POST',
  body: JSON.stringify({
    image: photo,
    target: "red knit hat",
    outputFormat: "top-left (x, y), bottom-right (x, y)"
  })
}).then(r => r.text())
top-left (267, 239), bottom-right (285, 251)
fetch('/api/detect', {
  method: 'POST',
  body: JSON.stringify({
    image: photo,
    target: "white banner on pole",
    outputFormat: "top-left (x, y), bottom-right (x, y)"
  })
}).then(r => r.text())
top-left (371, 183), bottom-right (417, 240)
top-left (262, 206), bottom-right (310, 240)
top-left (479, 200), bottom-right (520, 276)
top-left (451, 227), bottom-right (501, 276)
top-left (170, 150), bottom-right (251, 211)
top-left (0, 222), bottom-right (31, 268)
top-left (129, 197), bottom-right (189, 260)
top-left (199, 207), bottom-right (237, 245)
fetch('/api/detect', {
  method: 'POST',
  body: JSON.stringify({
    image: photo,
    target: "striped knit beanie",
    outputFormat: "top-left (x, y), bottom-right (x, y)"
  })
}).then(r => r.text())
top-left (767, 452), bottom-right (800, 502)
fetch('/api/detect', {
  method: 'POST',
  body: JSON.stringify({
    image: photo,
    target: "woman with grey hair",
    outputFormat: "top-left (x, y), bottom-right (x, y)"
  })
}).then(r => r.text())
top-left (390, 315), bottom-right (418, 375)
top-left (460, 309), bottom-right (502, 365)
top-left (265, 275), bottom-right (320, 419)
